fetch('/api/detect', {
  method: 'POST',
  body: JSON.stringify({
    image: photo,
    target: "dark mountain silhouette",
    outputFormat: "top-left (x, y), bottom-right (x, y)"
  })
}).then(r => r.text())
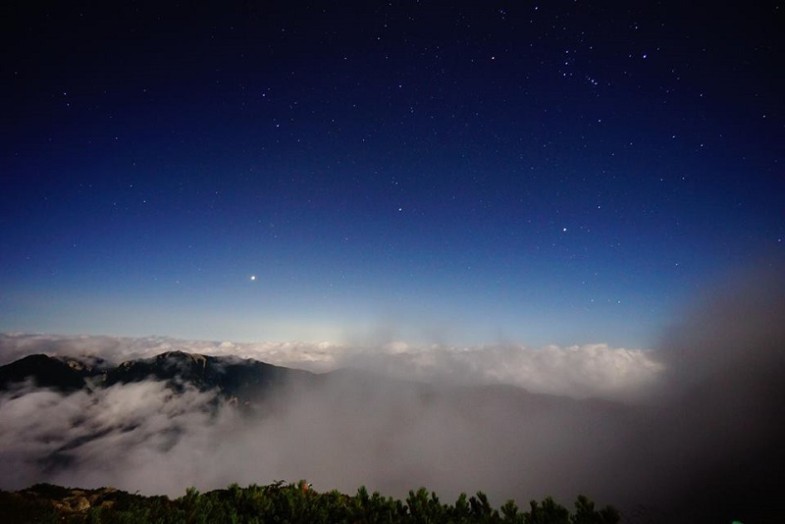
top-left (0, 351), bottom-right (314, 404)
top-left (0, 354), bottom-right (88, 392)
top-left (104, 350), bottom-right (313, 397)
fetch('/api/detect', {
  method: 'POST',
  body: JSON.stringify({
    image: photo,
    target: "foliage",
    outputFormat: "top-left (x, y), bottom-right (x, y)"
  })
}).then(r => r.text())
top-left (0, 481), bottom-right (620, 524)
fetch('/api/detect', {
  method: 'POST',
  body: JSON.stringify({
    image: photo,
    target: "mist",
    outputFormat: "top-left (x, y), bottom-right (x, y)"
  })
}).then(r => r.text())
top-left (629, 265), bottom-right (785, 519)
top-left (0, 335), bottom-right (660, 402)
top-left (1, 266), bottom-right (783, 521)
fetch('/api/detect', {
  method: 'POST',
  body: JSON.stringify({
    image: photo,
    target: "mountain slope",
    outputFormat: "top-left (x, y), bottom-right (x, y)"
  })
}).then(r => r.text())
top-left (0, 354), bottom-right (88, 392)
top-left (0, 351), bottom-right (314, 403)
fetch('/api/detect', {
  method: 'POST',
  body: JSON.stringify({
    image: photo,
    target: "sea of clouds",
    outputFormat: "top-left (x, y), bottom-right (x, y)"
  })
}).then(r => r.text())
top-left (0, 334), bottom-right (661, 402)
top-left (1, 266), bottom-right (783, 521)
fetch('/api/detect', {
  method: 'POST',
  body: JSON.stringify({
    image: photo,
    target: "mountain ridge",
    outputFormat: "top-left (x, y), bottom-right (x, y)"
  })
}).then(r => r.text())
top-left (0, 351), bottom-right (316, 405)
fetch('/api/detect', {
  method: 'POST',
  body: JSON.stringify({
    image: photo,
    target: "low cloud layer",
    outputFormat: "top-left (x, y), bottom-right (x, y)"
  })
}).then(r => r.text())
top-left (1, 265), bottom-right (784, 521)
top-left (0, 334), bottom-right (659, 402)
top-left (0, 368), bottom-right (631, 507)
top-left (0, 380), bottom-right (235, 493)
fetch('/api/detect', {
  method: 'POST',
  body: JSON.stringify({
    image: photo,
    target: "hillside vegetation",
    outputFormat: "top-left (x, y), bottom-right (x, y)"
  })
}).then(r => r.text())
top-left (0, 481), bottom-right (619, 524)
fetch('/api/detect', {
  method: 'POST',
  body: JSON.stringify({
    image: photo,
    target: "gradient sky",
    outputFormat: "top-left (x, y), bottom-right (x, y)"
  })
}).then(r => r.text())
top-left (2, 1), bottom-right (783, 347)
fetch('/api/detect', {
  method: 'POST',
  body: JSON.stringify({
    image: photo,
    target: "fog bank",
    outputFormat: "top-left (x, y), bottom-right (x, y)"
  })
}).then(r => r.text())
top-left (1, 266), bottom-right (783, 521)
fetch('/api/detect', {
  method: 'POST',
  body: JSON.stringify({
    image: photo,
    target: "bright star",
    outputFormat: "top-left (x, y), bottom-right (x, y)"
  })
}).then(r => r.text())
top-left (250, 275), bottom-right (256, 281)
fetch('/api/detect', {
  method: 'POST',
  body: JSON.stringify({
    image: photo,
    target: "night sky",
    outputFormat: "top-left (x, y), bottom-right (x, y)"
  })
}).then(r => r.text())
top-left (2, 1), bottom-right (783, 348)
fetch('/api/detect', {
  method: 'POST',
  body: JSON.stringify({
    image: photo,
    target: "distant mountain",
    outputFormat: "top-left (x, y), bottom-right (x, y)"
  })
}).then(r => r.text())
top-left (0, 354), bottom-right (88, 393)
top-left (104, 350), bottom-right (314, 396)
top-left (0, 351), bottom-right (314, 404)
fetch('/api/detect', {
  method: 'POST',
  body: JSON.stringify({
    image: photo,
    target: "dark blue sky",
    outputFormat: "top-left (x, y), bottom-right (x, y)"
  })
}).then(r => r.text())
top-left (2, 1), bottom-right (783, 347)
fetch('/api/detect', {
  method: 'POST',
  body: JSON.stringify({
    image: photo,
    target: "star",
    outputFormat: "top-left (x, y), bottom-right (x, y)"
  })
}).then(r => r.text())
top-left (250, 275), bottom-right (256, 281)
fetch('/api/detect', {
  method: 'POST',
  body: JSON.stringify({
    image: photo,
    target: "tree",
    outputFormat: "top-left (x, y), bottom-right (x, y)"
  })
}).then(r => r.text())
top-left (526, 497), bottom-right (569, 524)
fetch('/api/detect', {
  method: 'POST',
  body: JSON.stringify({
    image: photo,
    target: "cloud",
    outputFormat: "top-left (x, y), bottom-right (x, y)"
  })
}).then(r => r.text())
top-left (632, 264), bottom-right (785, 519)
top-left (0, 334), bottom-right (660, 401)
top-left (0, 380), bottom-right (235, 493)
top-left (1, 264), bottom-right (783, 521)
top-left (0, 334), bottom-right (341, 372)
top-left (0, 369), bottom-right (630, 507)
top-left (0, 334), bottom-right (656, 506)
top-left (337, 342), bottom-right (662, 401)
